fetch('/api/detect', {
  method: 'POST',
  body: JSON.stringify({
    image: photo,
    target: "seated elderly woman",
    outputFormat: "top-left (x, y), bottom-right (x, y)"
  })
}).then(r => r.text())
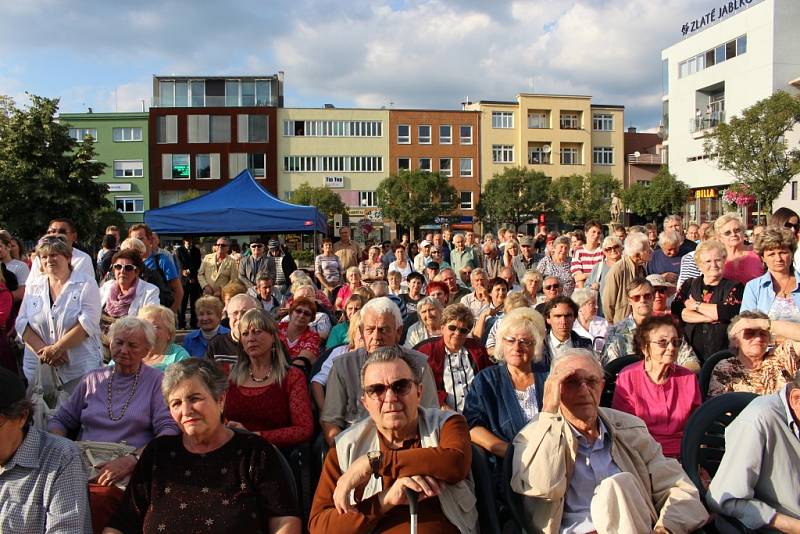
top-left (181, 295), bottom-right (230, 357)
top-left (335, 266), bottom-right (365, 311)
top-left (571, 287), bottom-right (609, 353)
top-left (327, 294), bottom-right (365, 349)
top-left (48, 317), bottom-right (179, 529)
top-left (281, 283), bottom-right (332, 341)
top-left (104, 358), bottom-right (301, 534)
top-left (612, 315), bottom-right (701, 459)
top-left (741, 226), bottom-right (800, 321)
top-left (416, 304), bottom-right (492, 412)
top-left (511, 349), bottom-right (708, 533)
top-left (224, 308), bottom-right (314, 449)
top-left (100, 249), bottom-right (160, 322)
top-left (277, 297), bottom-right (322, 364)
top-left (309, 346), bottom-right (476, 534)
top-left (708, 311), bottom-right (800, 396)
top-left (464, 307), bottom-right (548, 459)
top-left (403, 296), bottom-right (443, 348)
top-left (537, 235), bottom-right (576, 296)
top-left (134, 304), bottom-right (191, 372)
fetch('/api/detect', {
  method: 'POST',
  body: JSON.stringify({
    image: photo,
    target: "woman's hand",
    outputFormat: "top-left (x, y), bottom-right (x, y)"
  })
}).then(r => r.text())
top-left (96, 455), bottom-right (137, 486)
top-left (333, 455), bottom-right (373, 514)
top-left (37, 344), bottom-right (68, 366)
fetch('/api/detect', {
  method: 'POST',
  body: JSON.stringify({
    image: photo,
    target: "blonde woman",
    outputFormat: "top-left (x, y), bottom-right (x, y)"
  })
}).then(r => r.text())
top-left (715, 212), bottom-right (764, 285)
top-left (136, 305), bottom-right (190, 372)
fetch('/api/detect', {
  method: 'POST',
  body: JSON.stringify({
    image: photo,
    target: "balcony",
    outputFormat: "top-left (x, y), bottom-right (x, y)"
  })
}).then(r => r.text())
top-left (151, 96), bottom-right (279, 108)
top-left (689, 110), bottom-right (725, 133)
top-left (627, 153), bottom-right (664, 165)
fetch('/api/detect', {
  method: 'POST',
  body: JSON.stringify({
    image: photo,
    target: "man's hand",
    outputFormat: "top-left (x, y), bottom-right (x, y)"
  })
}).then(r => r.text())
top-left (333, 455), bottom-right (373, 514)
top-left (95, 455), bottom-right (137, 486)
top-left (662, 272), bottom-right (678, 284)
top-left (541, 362), bottom-right (585, 413)
top-left (379, 476), bottom-right (441, 512)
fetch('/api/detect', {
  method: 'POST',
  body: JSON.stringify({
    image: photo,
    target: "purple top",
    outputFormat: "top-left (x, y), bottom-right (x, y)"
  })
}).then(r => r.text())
top-left (48, 365), bottom-right (179, 448)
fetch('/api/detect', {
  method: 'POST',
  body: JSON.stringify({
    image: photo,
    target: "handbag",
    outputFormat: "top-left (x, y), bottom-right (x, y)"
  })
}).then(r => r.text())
top-left (26, 357), bottom-right (70, 429)
top-left (76, 440), bottom-right (137, 489)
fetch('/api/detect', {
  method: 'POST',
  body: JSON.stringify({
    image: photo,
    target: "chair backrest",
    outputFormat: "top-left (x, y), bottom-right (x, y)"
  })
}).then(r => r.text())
top-left (413, 337), bottom-right (439, 352)
top-left (470, 445), bottom-right (502, 534)
top-left (680, 391), bottom-right (758, 501)
top-left (699, 349), bottom-right (734, 400)
top-left (502, 443), bottom-right (533, 534)
top-left (600, 355), bottom-right (641, 407)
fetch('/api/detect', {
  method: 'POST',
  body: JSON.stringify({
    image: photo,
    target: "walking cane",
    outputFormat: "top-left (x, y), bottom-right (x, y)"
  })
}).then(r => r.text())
top-left (404, 487), bottom-right (419, 534)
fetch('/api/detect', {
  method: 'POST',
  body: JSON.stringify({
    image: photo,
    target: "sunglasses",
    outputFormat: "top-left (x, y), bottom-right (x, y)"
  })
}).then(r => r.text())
top-left (563, 377), bottom-right (603, 389)
top-left (215, 243), bottom-right (228, 248)
top-left (785, 222), bottom-right (800, 232)
top-left (446, 324), bottom-right (470, 335)
top-left (543, 284), bottom-right (560, 291)
top-left (293, 308), bottom-right (314, 317)
top-left (722, 228), bottom-right (742, 237)
top-left (502, 336), bottom-right (533, 348)
top-left (654, 287), bottom-right (670, 294)
top-left (604, 245), bottom-right (621, 252)
top-left (364, 378), bottom-right (416, 400)
top-left (742, 328), bottom-right (770, 340)
top-left (649, 338), bottom-right (683, 349)
top-left (112, 263), bottom-right (137, 273)
top-left (630, 293), bottom-right (654, 302)
top-left (250, 244), bottom-right (264, 249)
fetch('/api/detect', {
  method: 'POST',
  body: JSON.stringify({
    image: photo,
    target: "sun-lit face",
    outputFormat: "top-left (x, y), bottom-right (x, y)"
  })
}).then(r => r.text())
top-left (168, 377), bottom-right (224, 439)
top-left (361, 360), bottom-right (421, 436)
top-left (762, 247), bottom-right (792, 275)
top-left (240, 325), bottom-right (275, 359)
top-left (642, 324), bottom-right (680, 366)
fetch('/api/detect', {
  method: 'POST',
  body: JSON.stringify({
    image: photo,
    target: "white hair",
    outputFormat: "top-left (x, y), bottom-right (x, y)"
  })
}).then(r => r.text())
top-left (495, 307), bottom-right (546, 363)
top-left (551, 348), bottom-right (602, 374)
top-left (361, 296), bottom-right (403, 328)
top-left (623, 232), bottom-right (650, 257)
top-left (658, 230), bottom-right (682, 248)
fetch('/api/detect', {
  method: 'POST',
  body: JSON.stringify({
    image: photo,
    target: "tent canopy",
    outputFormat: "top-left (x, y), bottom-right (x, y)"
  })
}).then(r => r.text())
top-left (144, 170), bottom-right (328, 235)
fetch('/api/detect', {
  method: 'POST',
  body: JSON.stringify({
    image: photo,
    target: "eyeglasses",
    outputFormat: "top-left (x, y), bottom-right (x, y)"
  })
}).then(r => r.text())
top-left (543, 284), bottom-right (560, 291)
top-left (502, 336), bottom-right (533, 348)
top-left (364, 378), bottom-right (416, 400)
top-left (112, 263), bottom-right (137, 273)
top-left (250, 244), bottom-right (264, 249)
top-left (649, 338), bottom-right (683, 349)
top-left (47, 227), bottom-right (69, 235)
top-left (563, 377), bottom-right (603, 389)
top-left (604, 245), bottom-right (621, 252)
top-left (293, 308), bottom-right (314, 317)
top-left (742, 328), bottom-right (770, 340)
top-left (446, 324), bottom-right (470, 335)
top-left (722, 228), bottom-right (743, 237)
top-left (630, 293), bottom-right (655, 302)
top-left (215, 243), bottom-right (228, 248)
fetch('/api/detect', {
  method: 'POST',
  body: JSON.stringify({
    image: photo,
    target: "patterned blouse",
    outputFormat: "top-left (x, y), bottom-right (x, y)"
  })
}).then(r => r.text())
top-left (536, 255), bottom-right (576, 296)
top-left (277, 321), bottom-right (320, 360)
top-left (708, 341), bottom-right (800, 397)
top-left (359, 260), bottom-right (385, 282)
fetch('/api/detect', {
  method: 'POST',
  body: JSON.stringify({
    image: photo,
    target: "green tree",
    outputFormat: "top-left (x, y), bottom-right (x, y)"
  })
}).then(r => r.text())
top-left (550, 173), bottom-right (620, 226)
top-left (180, 189), bottom-right (204, 202)
top-left (476, 167), bottom-right (552, 228)
top-left (376, 170), bottom-right (458, 234)
top-left (704, 91), bottom-right (800, 212)
top-left (621, 166), bottom-right (689, 222)
top-left (0, 94), bottom-right (110, 241)
top-left (290, 182), bottom-right (348, 221)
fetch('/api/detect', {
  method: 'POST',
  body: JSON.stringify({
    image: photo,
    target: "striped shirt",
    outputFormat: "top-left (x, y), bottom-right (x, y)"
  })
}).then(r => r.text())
top-left (570, 246), bottom-right (604, 275)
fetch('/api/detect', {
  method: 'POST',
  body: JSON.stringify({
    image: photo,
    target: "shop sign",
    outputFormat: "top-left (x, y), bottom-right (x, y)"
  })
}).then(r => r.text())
top-left (695, 188), bottom-right (717, 199)
top-left (349, 208), bottom-right (366, 217)
top-left (324, 176), bottom-right (344, 188)
top-left (108, 183), bottom-right (132, 192)
top-left (680, 0), bottom-right (763, 37)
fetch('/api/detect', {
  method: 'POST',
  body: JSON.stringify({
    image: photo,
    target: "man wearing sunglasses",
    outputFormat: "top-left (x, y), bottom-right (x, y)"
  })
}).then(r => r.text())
top-left (535, 276), bottom-right (563, 315)
top-left (238, 239), bottom-right (276, 291)
top-left (310, 346), bottom-right (477, 534)
top-left (320, 297), bottom-right (438, 447)
top-left (601, 278), bottom-right (700, 372)
top-left (511, 349), bottom-right (708, 533)
top-left (197, 238), bottom-right (237, 298)
top-left (29, 218), bottom-right (96, 284)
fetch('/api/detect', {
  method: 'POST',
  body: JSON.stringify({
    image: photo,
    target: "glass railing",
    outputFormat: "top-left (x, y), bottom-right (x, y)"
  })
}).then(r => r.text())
top-left (689, 110), bottom-right (725, 133)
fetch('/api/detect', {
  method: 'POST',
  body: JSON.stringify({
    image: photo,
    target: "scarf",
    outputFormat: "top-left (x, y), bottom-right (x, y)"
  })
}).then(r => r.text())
top-left (106, 278), bottom-right (138, 318)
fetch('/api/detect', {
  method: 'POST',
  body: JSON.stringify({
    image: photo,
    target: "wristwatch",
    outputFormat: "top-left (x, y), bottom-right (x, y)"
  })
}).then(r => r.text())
top-left (367, 450), bottom-right (382, 479)
top-left (694, 301), bottom-right (701, 312)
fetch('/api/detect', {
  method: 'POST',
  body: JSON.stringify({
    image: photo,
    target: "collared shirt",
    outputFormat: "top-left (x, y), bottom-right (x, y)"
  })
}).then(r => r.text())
top-left (601, 315), bottom-right (700, 369)
top-left (0, 427), bottom-right (92, 533)
top-left (548, 330), bottom-right (574, 357)
top-left (780, 384), bottom-right (800, 441)
top-left (460, 291), bottom-right (490, 318)
top-left (443, 347), bottom-right (475, 412)
top-left (561, 419), bottom-right (621, 534)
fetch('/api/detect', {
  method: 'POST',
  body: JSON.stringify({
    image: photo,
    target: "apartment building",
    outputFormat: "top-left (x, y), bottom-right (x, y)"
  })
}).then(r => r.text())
top-left (148, 74), bottom-right (284, 208)
top-left (624, 127), bottom-right (665, 188)
top-left (60, 112), bottom-right (149, 224)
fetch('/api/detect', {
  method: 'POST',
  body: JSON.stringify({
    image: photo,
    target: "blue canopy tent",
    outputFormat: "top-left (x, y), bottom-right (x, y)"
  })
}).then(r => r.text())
top-left (144, 169), bottom-right (328, 236)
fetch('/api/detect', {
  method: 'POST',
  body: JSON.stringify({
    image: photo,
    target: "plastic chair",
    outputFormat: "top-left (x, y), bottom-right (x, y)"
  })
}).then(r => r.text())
top-left (470, 445), bottom-right (502, 534)
top-left (600, 355), bottom-right (641, 408)
top-left (699, 349), bottom-right (733, 400)
top-left (502, 443), bottom-right (533, 534)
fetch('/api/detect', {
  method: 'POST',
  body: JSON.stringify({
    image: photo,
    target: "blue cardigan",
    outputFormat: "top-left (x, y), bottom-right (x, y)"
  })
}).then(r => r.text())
top-left (741, 270), bottom-right (800, 315)
top-left (463, 364), bottom-right (548, 444)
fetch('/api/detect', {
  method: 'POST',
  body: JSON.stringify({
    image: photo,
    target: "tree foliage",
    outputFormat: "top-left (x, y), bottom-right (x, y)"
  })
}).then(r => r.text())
top-left (476, 167), bottom-right (552, 228)
top-left (704, 91), bottom-right (800, 211)
top-left (549, 173), bottom-right (620, 226)
top-left (376, 170), bottom-right (458, 231)
top-left (621, 166), bottom-right (689, 222)
top-left (290, 182), bottom-right (348, 221)
top-left (0, 94), bottom-right (111, 241)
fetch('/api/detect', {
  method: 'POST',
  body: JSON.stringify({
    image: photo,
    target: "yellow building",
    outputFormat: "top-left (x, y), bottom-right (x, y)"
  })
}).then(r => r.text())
top-left (466, 94), bottom-right (624, 187)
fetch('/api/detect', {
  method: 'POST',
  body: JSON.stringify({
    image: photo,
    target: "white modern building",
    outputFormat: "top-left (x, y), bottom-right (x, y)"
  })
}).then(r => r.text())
top-left (661, 0), bottom-right (800, 224)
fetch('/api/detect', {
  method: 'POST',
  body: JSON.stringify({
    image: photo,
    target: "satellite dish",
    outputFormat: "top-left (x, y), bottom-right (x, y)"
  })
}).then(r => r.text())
top-left (634, 151), bottom-right (641, 158)
top-left (542, 145), bottom-right (551, 153)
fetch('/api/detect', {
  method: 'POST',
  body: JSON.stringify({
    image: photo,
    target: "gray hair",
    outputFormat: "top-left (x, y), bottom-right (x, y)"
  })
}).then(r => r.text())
top-left (108, 316), bottom-right (156, 349)
top-left (228, 293), bottom-right (259, 310)
top-left (601, 236), bottom-right (623, 250)
top-left (162, 358), bottom-right (228, 403)
top-left (360, 346), bottom-right (423, 388)
top-left (623, 232), bottom-right (650, 257)
top-left (658, 230), bottom-right (682, 248)
top-left (552, 348), bottom-right (602, 375)
top-left (664, 214), bottom-right (683, 227)
top-left (416, 296), bottom-right (443, 314)
top-left (361, 296), bottom-right (402, 328)
top-left (495, 307), bottom-right (546, 363)
top-left (727, 310), bottom-right (770, 347)
top-left (714, 212), bottom-right (744, 233)
top-left (369, 280), bottom-right (389, 297)
top-left (470, 267), bottom-right (487, 279)
top-left (571, 288), bottom-right (597, 308)
top-left (256, 273), bottom-right (274, 284)
top-left (553, 236), bottom-right (571, 248)
top-left (138, 304), bottom-right (177, 344)
top-left (522, 269), bottom-right (543, 284)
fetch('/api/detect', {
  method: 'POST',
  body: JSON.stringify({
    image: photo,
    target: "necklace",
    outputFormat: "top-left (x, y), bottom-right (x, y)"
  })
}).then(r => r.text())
top-left (249, 366), bottom-right (273, 383)
top-left (107, 365), bottom-right (142, 421)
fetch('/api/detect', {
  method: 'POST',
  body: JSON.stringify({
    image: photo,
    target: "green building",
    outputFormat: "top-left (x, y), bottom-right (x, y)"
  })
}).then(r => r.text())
top-left (59, 112), bottom-right (149, 224)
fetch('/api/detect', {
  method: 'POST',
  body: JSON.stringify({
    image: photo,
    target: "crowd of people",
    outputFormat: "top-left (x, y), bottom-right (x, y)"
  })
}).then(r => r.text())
top-left (1, 212), bottom-right (799, 533)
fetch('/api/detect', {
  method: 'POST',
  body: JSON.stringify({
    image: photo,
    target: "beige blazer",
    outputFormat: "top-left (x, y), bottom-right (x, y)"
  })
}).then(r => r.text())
top-left (197, 253), bottom-right (237, 293)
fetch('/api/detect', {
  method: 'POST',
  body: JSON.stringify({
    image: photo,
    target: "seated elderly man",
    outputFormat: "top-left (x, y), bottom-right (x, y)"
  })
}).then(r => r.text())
top-left (310, 346), bottom-right (476, 534)
top-left (511, 349), bottom-right (708, 533)
top-left (0, 368), bottom-right (91, 533)
top-left (320, 297), bottom-right (439, 446)
top-left (706, 370), bottom-right (800, 532)
top-left (645, 230), bottom-right (684, 285)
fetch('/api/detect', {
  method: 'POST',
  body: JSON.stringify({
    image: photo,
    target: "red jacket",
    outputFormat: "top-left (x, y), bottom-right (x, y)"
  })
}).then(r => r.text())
top-left (416, 337), bottom-right (492, 406)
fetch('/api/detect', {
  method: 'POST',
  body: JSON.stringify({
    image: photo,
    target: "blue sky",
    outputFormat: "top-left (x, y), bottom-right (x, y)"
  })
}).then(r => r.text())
top-left (0, 0), bottom-right (705, 130)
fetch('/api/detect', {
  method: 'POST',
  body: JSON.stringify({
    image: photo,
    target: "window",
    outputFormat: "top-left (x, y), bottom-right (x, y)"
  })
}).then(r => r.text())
top-left (282, 120), bottom-right (383, 137)
top-left (459, 125), bottom-right (472, 144)
top-left (460, 191), bottom-right (473, 210)
top-left (439, 125), bottom-right (452, 144)
top-left (418, 125), bottom-right (431, 144)
top-left (397, 124), bottom-right (410, 144)
top-left (196, 154), bottom-right (212, 179)
top-left (528, 146), bottom-right (550, 164)
top-left (592, 147), bottom-right (614, 165)
top-left (459, 158), bottom-right (473, 177)
top-left (162, 154), bottom-right (190, 180)
top-left (205, 80), bottom-right (225, 107)
top-left (188, 115), bottom-right (209, 143)
top-left (359, 191), bottom-right (377, 207)
top-left (238, 114), bottom-right (268, 142)
top-left (226, 80), bottom-right (240, 106)
top-left (492, 111), bottom-right (513, 129)
top-left (210, 116), bottom-right (231, 142)
top-left (113, 160), bottom-right (144, 178)
top-left (419, 158), bottom-right (432, 172)
top-left (256, 80), bottom-right (271, 106)
top-left (560, 147), bottom-right (579, 165)
top-left (560, 113), bottom-right (579, 129)
top-left (528, 112), bottom-right (548, 129)
top-left (112, 127), bottom-right (142, 142)
top-left (736, 35), bottom-right (747, 55)
top-left (398, 157), bottom-right (410, 170)
top-left (159, 81), bottom-right (174, 106)
top-left (175, 82), bottom-right (188, 107)
top-left (439, 158), bottom-right (452, 177)
top-left (248, 154), bottom-right (265, 177)
top-left (592, 114), bottom-right (614, 131)
top-left (282, 155), bottom-right (383, 173)
top-left (68, 128), bottom-right (97, 141)
top-left (115, 196), bottom-right (144, 213)
top-left (492, 145), bottom-right (514, 164)
top-left (241, 82), bottom-right (256, 106)
top-left (190, 80), bottom-right (204, 107)
top-left (793, 181), bottom-right (798, 201)
top-left (156, 115), bottom-right (177, 144)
